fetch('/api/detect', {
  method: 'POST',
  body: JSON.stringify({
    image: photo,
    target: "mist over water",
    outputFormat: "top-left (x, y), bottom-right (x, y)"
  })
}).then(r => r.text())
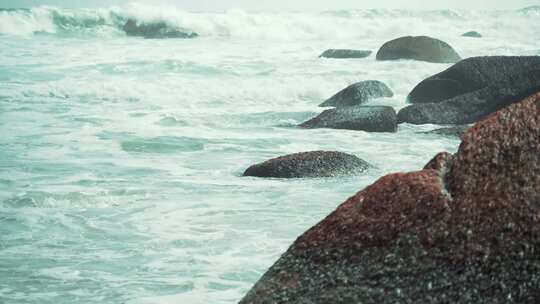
top-left (0, 2), bottom-right (539, 304)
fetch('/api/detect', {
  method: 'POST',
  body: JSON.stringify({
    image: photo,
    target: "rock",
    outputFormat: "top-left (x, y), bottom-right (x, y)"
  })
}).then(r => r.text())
top-left (397, 69), bottom-right (540, 124)
top-left (408, 56), bottom-right (540, 104)
top-left (376, 36), bottom-right (461, 63)
top-left (300, 106), bottom-right (397, 133)
top-left (462, 31), bottom-right (482, 38)
top-left (243, 151), bottom-right (370, 178)
top-left (240, 92), bottom-right (540, 303)
top-left (420, 125), bottom-right (469, 139)
top-left (319, 49), bottom-right (372, 59)
top-left (122, 19), bottom-right (198, 39)
top-left (319, 81), bottom-right (394, 108)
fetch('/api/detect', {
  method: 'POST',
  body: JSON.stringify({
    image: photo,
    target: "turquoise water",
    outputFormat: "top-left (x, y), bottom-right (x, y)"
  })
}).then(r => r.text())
top-left (1, 4), bottom-right (539, 304)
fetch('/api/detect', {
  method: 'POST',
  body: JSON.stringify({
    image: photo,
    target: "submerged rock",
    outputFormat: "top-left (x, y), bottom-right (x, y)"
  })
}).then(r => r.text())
top-left (408, 56), bottom-right (540, 104)
top-left (376, 36), bottom-right (461, 63)
top-left (122, 19), bottom-right (198, 39)
top-left (240, 92), bottom-right (540, 303)
top-left (243, 151), bottom-right (370, 178)
top-left (319, 80), bottom-right (394, 108)
top-left (462, 31), bottom-right (482, 38)
top-left (319, 49), bottom-right (372, 59)
top-left (420, 125), bottom-right (469, 138)
top-left (300, 106), bottom-right (397, 132)
top-left (397, 69), bottom-right (540, 124)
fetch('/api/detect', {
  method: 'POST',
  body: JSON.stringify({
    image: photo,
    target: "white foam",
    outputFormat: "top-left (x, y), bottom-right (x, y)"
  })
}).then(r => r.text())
top-left (0, 4), bottom-right (538, 42)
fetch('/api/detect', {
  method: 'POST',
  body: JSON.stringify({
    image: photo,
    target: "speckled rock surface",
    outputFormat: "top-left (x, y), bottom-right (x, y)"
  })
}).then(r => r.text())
top-left (319, 80), bottom-right (394, 108)
top-left (319, 49), bottom-right (372, 59)
top-left (300, 106), bottom-right (397, 132)
top-left (243, 151), bottom-right (370, 178)
top-left (376, 36), bottom-right (461, 63)
top-left (240, 93), bottom-right (540, 303)
top-left (408, 56), bottom-right (540, 104)
top-left (397, 69), bottom-right (540, 124)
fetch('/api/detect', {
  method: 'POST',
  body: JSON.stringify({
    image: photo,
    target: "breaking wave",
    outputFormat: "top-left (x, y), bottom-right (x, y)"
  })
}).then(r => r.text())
top-left (0, 3), bottom-right (539, 40)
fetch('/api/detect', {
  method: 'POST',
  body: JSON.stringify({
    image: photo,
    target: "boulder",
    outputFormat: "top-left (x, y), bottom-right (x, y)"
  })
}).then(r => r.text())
top-left (462, 31), bottom-right (482, 38)
top-left (240, 92), bottom-right (540, 303)
top-left (319, 49), bottom-right (372, 59)
top-left (319, 80), bottom-right (394, 108)
top-left (408, 56), bottom-right (540, 104)
top-left (376, 36), bottom-right (461, 63)
top-left (243, 151), bottom-right (370, 178)
top-left (300, 106), bottom-right (397, 132)
top-left (397, 69), bottom-right (540, 124)
top-left (122, 19), bottom-right (198, 39)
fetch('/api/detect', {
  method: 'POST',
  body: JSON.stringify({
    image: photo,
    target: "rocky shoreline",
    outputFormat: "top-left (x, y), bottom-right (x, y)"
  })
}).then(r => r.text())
top-left (240, 36), bottom-right (540, 302)
top-left (241, 92), bottom-right (540, 303)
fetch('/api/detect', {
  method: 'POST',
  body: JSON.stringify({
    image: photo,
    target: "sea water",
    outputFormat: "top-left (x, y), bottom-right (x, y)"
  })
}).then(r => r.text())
top-left (0, 3), bottom-right (539, 303)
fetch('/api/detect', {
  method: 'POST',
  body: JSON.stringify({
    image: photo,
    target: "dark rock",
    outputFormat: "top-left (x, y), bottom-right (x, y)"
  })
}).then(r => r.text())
top-left (300, 106), bottom-right (397, 133)
top-left (376, 36), bottom-right (461, 63)
top-left (243, 151), bottom-right (370, 178)
top-left (408, 56), bottom-right (540, 104)
top-left (421, 125), bottom-right (470, 138)
top-left (397, 69), bottom-right (540, 124)
top-left (319, 49), bottom-right (372, 59)
top-left (319, 80), bottom-right (394, 108)
top-left (240, 92), bottom-right (540, 303)
top-left (122, 19), bottom-right (198, 39)
top-left (462, 31), bottom-right (482, 38)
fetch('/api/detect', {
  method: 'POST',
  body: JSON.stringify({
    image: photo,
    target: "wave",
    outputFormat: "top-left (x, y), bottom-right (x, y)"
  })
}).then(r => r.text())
top-left (0, 3), bottom-right (538, 39)
top-left (0, 4), bottom-right (198, 37)
top-left (518, 5), bottom-right (540, 16)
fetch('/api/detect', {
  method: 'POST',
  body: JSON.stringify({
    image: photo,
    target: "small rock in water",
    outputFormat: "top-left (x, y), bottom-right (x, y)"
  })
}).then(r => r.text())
top-left (462, 31), bottom-right (482, 38)
top-left (300, 106), bottom-right (397, 133)
top-left (243, 151), bottom-right (370, 178)
top-left (376, 36), bottom-right (461, 63)
top-left (319, 80), bottom-right (394, 108)
top-left (420, 125), bottom-right (470, 138)
top-left (123, 19), bottom-right (198, 39)
top-left (319, 49), bottom-right (372, 59)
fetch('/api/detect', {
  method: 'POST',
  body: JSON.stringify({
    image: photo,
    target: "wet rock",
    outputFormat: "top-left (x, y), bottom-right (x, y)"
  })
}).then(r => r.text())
top-left (462, 31), bottom-right (482, 38)
top-left (376, 36), bottom-right (461, 63)
top-left (423, 151), bottom-right (454, 171)
top-left (240, 92), bottom-right (540, 303)
top-left (319, 49), bottom-right (372, 59)
top-left (243, 151), bottom-right (370, 178)
top-left (122, 19), bottom-right (198, 39)
top-left (300, 106), bottom-right (397, 133)
top-left (408, 56), bottom-right (540, 104)
top-left (319, 80), bottom-right (394, 108)
top-left (397, 69), bottom-right (540, 124)
top-left (420, 125), bottom-right (470, 138)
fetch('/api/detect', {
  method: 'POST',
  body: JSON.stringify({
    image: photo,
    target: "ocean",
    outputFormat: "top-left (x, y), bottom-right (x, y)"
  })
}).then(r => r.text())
top-left (0, 3), bottom-right (539, 303)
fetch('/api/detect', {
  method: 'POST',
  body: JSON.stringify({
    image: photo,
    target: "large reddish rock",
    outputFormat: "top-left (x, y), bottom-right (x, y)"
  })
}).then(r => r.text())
top-left (240, 93), bottom-right (540, 303)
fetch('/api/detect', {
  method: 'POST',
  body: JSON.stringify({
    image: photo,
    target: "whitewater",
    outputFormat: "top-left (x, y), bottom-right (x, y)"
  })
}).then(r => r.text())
top-left (0, 3), bottom-right (539, 304)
